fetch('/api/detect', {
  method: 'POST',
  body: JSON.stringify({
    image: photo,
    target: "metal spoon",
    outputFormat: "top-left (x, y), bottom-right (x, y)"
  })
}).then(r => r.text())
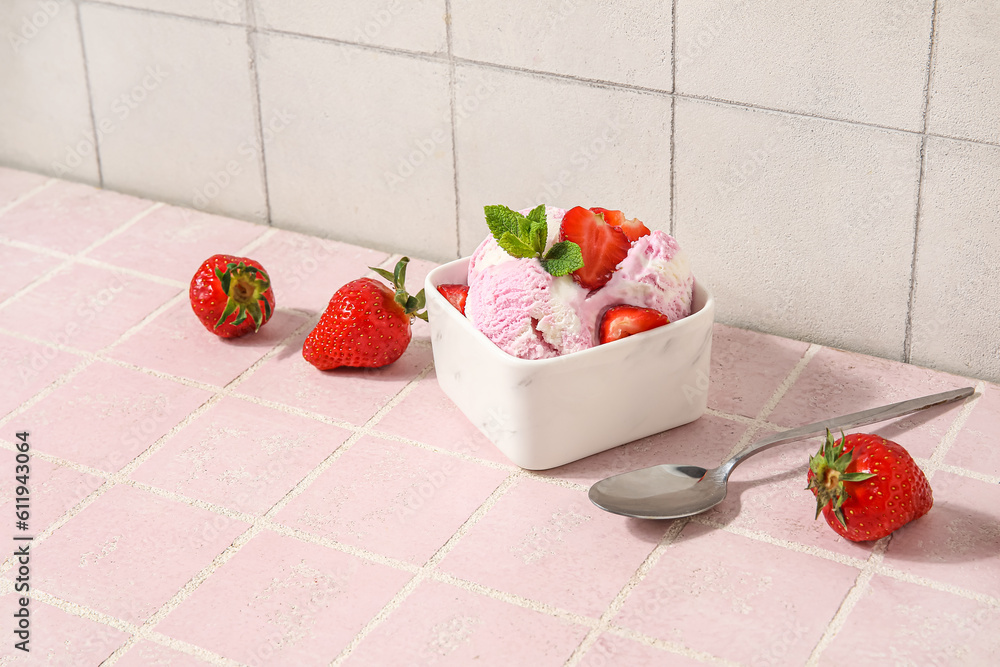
top-left (589, 386), bottom-right (974, 520)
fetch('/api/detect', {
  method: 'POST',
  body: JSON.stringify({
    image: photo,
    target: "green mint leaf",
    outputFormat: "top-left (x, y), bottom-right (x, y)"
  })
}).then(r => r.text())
top-left (529, 221), bottom-right (546, 255)
top-left (484, 205), bottom-right (523, 241)
top-left (497, 232), bottom-right (536, 258)
top-left (526, 204), bottom-right (546, 226)
top-left (541, 241), bottom-right (584, 276)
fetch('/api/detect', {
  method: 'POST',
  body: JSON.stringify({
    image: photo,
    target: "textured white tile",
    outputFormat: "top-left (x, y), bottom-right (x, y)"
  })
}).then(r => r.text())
top-left (256, 34), bottom-right (455, 262)
top-left (675, 0), bottom-right (934, 131)
top-left (254, 0), bottom-right (446, 54)
top-left (94, 0), bottom-right (246, 24)
top-left (0, 0), bottom-right (99, 184)
top-left (453, 66), bottom-right (671, 256)
top-left (79, 4), bottom-right (267, 222)
top-left (451, 0), bottom-right (672, 90)
top-left (674, 98), bottom-right (921, 360)
top-left (910, 138), bottom-right (1000, 382)
top-left (926, 0), bottom-right (1000, 145)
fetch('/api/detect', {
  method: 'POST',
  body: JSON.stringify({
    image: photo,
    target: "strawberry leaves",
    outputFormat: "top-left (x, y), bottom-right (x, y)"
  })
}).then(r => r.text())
top-left (484, 204), bottom-right (583, 277)
top-left (370, 257), bottom-right (428, 321)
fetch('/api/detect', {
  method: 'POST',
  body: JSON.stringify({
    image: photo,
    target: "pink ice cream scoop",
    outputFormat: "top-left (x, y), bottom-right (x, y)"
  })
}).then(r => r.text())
top-left (581, 230), bottom-right (694, 332)
top-left (465, 257), bottom-right (592, 360)
top-left (465, 206), bottom-right (693, 360)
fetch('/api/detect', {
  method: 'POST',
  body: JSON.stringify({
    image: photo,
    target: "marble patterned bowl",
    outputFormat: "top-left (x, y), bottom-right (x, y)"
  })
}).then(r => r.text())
top-left (425, 257), bottom-right (715, 470)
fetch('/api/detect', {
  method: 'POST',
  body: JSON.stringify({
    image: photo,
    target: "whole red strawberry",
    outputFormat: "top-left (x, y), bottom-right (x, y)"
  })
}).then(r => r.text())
top-left (807, 430), bottom-right (933, 542)
top-left (302, 257), bottom-right (427, 370)
top-left (190, 254), bottom-right (275, 338)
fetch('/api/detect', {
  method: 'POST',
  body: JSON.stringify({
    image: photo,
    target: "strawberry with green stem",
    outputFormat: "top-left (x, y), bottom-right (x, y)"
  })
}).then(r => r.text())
top-left (807, 429), bottom-right (933, 542)
top-left (190, 254), bottom-right (275, 338)
top-left (302, 257), bottom-right (427, 370)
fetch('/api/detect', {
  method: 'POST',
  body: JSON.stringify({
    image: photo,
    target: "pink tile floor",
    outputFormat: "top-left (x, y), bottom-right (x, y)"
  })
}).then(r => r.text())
top-left (0, 170), bottom-right (998, 665)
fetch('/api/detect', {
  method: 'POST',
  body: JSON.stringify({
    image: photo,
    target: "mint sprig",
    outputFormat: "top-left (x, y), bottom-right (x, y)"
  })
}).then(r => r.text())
top-left (483, 204), bottom-right (583, 277)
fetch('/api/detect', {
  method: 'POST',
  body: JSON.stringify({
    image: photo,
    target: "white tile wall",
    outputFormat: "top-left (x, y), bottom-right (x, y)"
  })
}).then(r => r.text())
top-left (450, 0), bottom-right (672, 90)
top-left (673, 98), bottom-right (922, 360)
top-left (255, 34), bottom-right (455, 262)
top-left (95, 0), bottom-right (247, 24)
top-left (675, 0), bottom-right (935, 131)
top-left (926, 0), bottom-right (1000, 145)
top-left (910, 137), bottom-right (1000, 382)
top-left (79, 4), bottom-right (267, 222)
top-left (0, 0), bottom-right (99, 184)
top-left (254, 0), bottom-right (447, 54)
top-left (0, 1), bottom-right (997, 380)
top-left (453, 66), bottom-right (672, 256)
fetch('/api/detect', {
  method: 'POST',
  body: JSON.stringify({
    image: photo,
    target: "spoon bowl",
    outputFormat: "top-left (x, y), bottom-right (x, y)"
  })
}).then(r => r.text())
top-left (589, 387), bottom-right (974, 520)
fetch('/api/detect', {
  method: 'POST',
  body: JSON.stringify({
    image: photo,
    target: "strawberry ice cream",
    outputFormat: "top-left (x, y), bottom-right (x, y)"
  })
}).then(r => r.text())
top-left (464, 205), bottom-right (694, 360)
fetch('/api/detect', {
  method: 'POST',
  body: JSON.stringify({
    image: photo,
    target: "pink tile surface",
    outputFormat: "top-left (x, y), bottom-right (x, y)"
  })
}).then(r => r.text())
top-left (346, 580), bottom-right (588, 666)
top-left (438, 477), bottom-right (666, 617)
top-left (0, 450), bottom-right (104, 534)
top-left (0, 263), bottom-right (181, 352)
top-left (3, 168), bottom-right (998, 665)
top-left (156, 530), bottom-right (412, 665)
top-left (769, 346), bottom-right (973, 458)
top-left (946, 382), bottom-right (1000, 477)
top-left (701, 436), bottom-right (877, 560)
top-left (248, 229), bottom-right (391, 314)
top-left (0, 333), bottom-right (82, 419)
top-left (277, 435), bottom-right (508, 564)
top-left (709, 323), bottom-right (810, 418)
top-left (87, 205), bottom-right (268, 282)
top-left (132, 396), bottom-right (350, 515)
top-left (882, 471), bottom-right (1000, 598)
top-left (35, 485), bottom-right (248, 624)
top-left (19, 361), bottom-right (211, 472)
top-left (0, 594), bottom-right (128, 664)
top-left (110, 299), bottom-right (308, 386)
top-left (579, 634), bottom-right (706, 667)
top-left (0, 245), bottom-right (52, 303)
top-left (236, 330), bottom-right (433, 425)
top-left (0, 180), bottom-right (152, 253)
top-left (821, 576), bottom-right (1000, 665)
top-left (116, 641), bottom-right (215, 666)
top-left (0, 166), bottom-right (48, 209)
top-left (616, 522), bottom-right (860, 665)
top-left (538, 413), bottom-right (750, 487)
top-left (374, 368), bottom-right (512, 465)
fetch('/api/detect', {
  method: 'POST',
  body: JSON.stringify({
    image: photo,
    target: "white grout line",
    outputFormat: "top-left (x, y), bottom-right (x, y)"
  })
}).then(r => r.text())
top-left (804, 538), bottom-right (891, 666)
top-left (603, 625), bottom-right (741, 666)
top-left (0, 202), bottom-right (162, 313)
top-left (329, 473), bottom-right (524, 666)
top-left (0, 178), bottom-right (55, 218)
top-left (563, 519), bottom-right (690, 666)
top-left (28, 589), bottom-right (243, 665)
top-left (803, 379), bottom-right (988, 665)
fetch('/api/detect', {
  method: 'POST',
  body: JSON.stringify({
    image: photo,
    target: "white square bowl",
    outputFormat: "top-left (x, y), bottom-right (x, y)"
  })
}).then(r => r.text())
top-left (425, 257), bottom-right (715, 470)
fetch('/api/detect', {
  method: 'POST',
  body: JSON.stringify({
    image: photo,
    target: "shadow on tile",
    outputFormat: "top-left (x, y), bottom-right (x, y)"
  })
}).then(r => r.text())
top-left (624, 517), bottom-right (675, 544)
top-left (884, 503), bottom-right (1000, 564)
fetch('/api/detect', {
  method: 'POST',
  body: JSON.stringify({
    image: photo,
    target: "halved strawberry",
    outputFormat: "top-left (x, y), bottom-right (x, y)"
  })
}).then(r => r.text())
top-left (599, 305), bottom-right (670, 344)
top-left (590, 207), bottom-right (651, 243)
top-left (437, 284), bottom-right (469, 315)
top-left (559, 206), bottom-right (631, 289)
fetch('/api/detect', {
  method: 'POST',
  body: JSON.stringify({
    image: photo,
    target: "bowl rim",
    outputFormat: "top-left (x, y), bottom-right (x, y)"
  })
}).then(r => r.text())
top-left (425, 256), bottom-right (714, 369)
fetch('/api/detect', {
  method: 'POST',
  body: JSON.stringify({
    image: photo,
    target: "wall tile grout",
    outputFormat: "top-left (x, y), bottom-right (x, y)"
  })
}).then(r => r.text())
top-left (242, 1), bottom-right (273, 226)
top-left (444, 0), bottom-right (461, 258)
top-left (904, 0), bottom-right (942, 364)
top-left (668, 0), bottom-right (678, 237)
top-left (73, 0), bottom-right (104, 187)
top-left (68, 0), bottom-right (1000, 153)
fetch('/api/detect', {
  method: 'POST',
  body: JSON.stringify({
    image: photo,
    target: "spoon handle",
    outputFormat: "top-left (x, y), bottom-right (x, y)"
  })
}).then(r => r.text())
top-left (721, 386), bottom-right (975, 476)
